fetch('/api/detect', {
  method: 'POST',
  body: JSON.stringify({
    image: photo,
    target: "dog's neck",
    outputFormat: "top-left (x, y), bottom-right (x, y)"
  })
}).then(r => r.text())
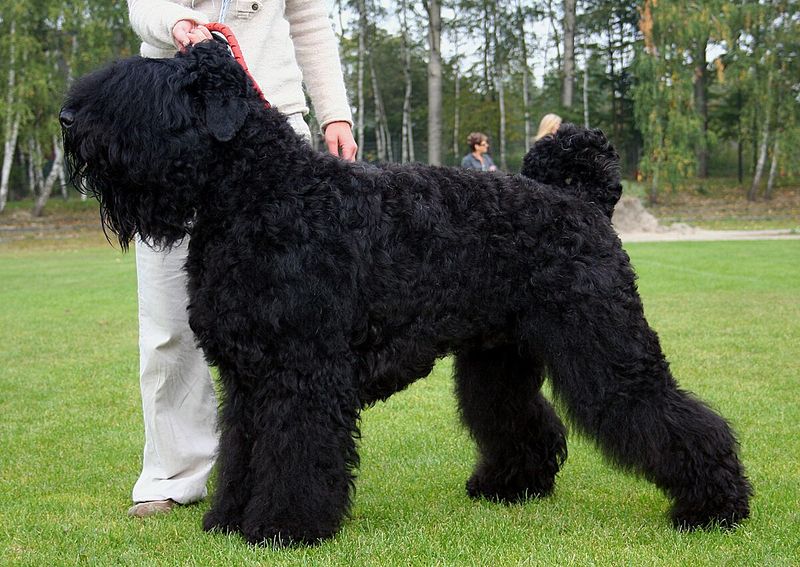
top-left (198, 103), bottom-right (320, 212)
top-left (249, 104), bottom-right (315, 169)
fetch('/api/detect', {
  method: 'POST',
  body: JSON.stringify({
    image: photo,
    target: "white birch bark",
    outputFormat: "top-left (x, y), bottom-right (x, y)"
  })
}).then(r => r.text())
top-left (749, 70), bottom-right (773, 201)
top-left (0, 115), bottom-right (20, 213)
top-left (498, 73), bottom-right (507, 170)
top-left (516, 3), bottom-right (531, 151)
top-left (562, 0), bottom-right (576, 108)
top-left (749, 121), bottom-right (770, 201)
top-left (369, 58), bottom-right (391, 162)
top-left (28, 139), bottom-right (45, 197)
top-left (765, 137), bottom-right (779, 200)
top-left (400, 0), bottom-right (414, 163)
top-left (0, 22), bottom-right (19, 213)
top-left (33, 135), bottom-right (64, 217)
top-left (423, 0), bottom-right (442, 165)
top-left (583, 38), bottom-right (590, 128)
top-left (356, 0), bottom-right (367, 160)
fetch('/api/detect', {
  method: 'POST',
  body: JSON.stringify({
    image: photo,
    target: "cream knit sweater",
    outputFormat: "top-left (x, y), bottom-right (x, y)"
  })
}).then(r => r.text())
top-left (127, 0), bottom-right (353, 129)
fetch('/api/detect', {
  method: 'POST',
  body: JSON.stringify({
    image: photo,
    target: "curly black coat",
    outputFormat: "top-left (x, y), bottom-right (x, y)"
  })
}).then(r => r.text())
top-left (61, 41), bottom-right (751, 546)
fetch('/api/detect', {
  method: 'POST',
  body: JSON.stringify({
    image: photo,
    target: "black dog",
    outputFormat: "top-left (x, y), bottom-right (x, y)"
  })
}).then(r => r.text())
top-left (61, 41), bottom-right (751, 545)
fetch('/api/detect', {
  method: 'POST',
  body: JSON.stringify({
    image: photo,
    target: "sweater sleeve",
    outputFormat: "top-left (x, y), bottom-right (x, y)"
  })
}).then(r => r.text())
top-left (284, 0), bottom-right (353, 130)
top-left (127, 0), bottom-right (210, 51)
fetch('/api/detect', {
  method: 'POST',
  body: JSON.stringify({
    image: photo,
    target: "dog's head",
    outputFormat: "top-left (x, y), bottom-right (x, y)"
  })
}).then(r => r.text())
top-left (60, 41), bottom-right (257, 249)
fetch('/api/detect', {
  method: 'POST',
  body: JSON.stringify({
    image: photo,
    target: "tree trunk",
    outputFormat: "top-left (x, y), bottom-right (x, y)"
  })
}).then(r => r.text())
top-left (452, 66), bottom-right (460, 163)
top-left (424, 0), bottom-right (443, 165)
top-left (356, 0), bottom-right (367, 160)
top-left (33, 136), bottom-right (64, 217)
top-left (490, 3), bottom-right (506, 170)
top-left (401, 0), bottom-right (414, 163)
top-left (59, 158), bottom-right (69, 199)
top-left (0, 115), bottom-right (20, 213)
top-left (545, 0), bottom-right (561, 71)
top-left (693, 37), bottom-right (709, 178)
top-left (607, 24), bottom-right (619, 141)
top-left (450, 26), bottom-right (461, 163)
top-left (749, 70), bottom-right (773, 201)
top-left (737, 91), bottom-right (743, 183)
top-left (561, 0), bottom-right (576, 108)
top-left (1, 22), bottom-right (19, 213)
top-left (517, 2), bottom-right (531, 151)
top-left (482, 3), bottom-right (493, 99)
top-left (369, 58), bottom-right (392, 162)
top-left (497, 71), bottom-right (507, 170)
top-left (764, 137), bottom-right (779, 200)
top-left (749, 122), bottom-right (769, 201)
top-left (583, 38), bottom-right (590, 128)
top-left (370, 60), bottom-right (385, 161)
top-left (649, 159), bottom-right (660, 205)
top-left (28, 139), bottom-right (45, 197)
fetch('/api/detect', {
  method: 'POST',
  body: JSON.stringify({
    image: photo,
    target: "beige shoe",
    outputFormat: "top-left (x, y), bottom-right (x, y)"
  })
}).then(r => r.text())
top-left (127, 499), bottom-right (177, 518)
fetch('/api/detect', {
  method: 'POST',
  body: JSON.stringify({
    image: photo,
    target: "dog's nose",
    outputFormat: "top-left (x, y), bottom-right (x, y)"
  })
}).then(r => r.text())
top-left (59, 109), bottom-right (75, 129)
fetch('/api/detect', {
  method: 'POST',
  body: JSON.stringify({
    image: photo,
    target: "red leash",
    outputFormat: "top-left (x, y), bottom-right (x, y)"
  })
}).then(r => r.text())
top-left (205, 22), bottom-right (271, 108)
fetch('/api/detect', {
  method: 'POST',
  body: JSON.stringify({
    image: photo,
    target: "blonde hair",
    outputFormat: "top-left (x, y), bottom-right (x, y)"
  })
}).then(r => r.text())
top-left (534, 114), bottom-right (562, 141)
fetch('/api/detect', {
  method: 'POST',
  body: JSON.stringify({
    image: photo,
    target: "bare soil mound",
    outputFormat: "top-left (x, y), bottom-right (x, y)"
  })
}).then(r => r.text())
top-left (612, 196), bottom-right (694, 235)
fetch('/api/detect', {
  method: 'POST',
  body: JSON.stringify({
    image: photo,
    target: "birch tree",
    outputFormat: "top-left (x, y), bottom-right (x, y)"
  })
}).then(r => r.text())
top-left (356, 0), bottom-right (367, 160)
top-left (399, 0), bottom-right (416, 162)
top-left (423, 0), bottom-right (443, 165)
top-left (562, 0), bottom-right (576, 108)
top-left (32, 135), bottom-right (65, 217)
top-left (0, 21), bottom-right (21, 212)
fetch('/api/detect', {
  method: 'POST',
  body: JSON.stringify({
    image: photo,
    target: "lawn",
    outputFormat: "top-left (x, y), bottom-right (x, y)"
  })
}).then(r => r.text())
top-left (1, 238), bottom-right (798, 566)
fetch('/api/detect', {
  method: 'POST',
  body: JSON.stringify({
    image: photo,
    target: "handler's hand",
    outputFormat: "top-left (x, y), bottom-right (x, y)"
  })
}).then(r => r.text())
top-left (324, 121), bottom-right (358, 162)
top-left (172, 20), bottom-right (212, 51)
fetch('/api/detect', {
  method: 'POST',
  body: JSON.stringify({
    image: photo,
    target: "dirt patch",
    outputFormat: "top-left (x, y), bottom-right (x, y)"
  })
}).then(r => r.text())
top-left (612, 192), bottom-right (800, 242)
top-left (647, 185), bottom-right (800, 230)
top-left (0, 204), bottom-right (109, 249)
top-left (613, 196), bottom-right (694, 235)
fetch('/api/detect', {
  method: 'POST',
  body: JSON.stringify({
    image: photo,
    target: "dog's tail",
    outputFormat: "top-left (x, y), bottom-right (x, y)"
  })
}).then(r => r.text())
top-left (521, 124), bottom-right (622, 218)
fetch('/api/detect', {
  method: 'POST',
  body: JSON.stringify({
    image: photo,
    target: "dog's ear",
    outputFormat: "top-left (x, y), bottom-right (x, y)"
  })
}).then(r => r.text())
top-left (203, 94), bottom-right (249, 142)
top-left (178, 42), bottom-right (251, 141)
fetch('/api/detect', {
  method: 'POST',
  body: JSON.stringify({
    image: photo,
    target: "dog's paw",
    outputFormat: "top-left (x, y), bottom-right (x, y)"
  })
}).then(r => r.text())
top-left (239, 521), bottom-right (334, 548)
top-left (466, 465), bottom-right (556, 503)
top-left (669, 462), bottom-right (752, 531)
top-left (202, 509), bottom-right (240, 535)
top-left (670, 495), bottom-right (751, 531)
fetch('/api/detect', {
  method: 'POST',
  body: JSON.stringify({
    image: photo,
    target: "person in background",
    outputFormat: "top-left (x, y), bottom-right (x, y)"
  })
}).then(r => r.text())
top-left (125, 0), bottom-right (357, 518)
top-left (461, 132), bottom-right (498, 172)
top-left (534, 113), bottom-right (562, 142)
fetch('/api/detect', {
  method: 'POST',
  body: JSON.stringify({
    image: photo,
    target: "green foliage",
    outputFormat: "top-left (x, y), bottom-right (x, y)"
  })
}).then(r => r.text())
top-left (0, 0), bottom-right (797, 198)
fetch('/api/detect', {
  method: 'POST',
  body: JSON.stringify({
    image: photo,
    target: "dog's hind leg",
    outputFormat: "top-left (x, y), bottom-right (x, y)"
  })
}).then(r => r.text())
top-left (454, 344), bottom-right (568, 502)
top-left (237, 359), bottom-right (360, 546)
top-left (540, 296), bottom-right (752, 529)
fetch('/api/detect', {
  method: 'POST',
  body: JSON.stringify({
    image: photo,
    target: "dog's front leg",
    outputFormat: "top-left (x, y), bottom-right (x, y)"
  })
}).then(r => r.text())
top-left (202, 376), bottom-right (254, 535)
top-left (238, 361), bottom-right (360, 547)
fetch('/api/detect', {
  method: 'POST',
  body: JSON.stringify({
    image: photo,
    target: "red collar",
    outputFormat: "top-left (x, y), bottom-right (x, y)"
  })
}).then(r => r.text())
top-left (205, 22), bottom-right (271, 108)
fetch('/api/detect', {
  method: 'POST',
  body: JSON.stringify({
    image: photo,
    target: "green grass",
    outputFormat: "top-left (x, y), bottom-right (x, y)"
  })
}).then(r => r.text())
top-left (1, 240), bottom-right (798, 566)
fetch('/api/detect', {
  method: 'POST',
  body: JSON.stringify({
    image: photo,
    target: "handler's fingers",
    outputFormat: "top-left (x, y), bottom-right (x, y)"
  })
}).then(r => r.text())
top-left (194, 25), bottom-right (213, 41)
top-left (340, 141), bottom-right (358, 162)
top-left (186, 28), bottom-right (211, 46)
top-left (325, 137), bottom-right (340, 157)
top-left (172, 20), bottom-right (194, 50)
top-left (324, 122), bottom-right (358, 161)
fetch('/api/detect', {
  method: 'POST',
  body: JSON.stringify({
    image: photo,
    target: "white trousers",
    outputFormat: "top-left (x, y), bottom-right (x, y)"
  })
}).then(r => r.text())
top-left (132, 113), bottom-right (312, 503)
